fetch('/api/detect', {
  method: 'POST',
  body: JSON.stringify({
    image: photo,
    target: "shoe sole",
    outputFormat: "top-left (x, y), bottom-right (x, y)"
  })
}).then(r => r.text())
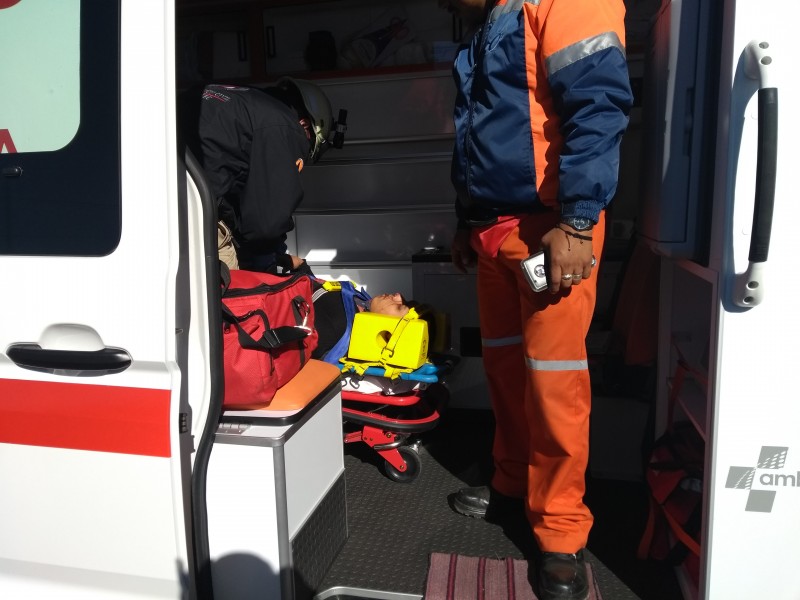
top-left (452, 498), bottom-right (487, 519)
top-left (538, 592), bottom-right (588, 600)
top-left (537, 578), bottom-right (589, 600)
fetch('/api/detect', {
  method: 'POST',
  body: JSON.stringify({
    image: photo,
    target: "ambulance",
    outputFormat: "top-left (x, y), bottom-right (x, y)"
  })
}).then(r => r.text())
top-left (1, 0), bottom-right (797, 599)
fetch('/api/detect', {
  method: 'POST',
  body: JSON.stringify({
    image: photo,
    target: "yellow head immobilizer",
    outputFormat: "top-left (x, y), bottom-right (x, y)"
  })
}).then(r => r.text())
top-left (344, 309), bottom-right (429, 375)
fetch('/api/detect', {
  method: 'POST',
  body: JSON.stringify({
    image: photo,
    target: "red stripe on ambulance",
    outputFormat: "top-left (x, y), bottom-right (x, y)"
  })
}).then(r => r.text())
top-left (0, 379), bottom-right (171, 456)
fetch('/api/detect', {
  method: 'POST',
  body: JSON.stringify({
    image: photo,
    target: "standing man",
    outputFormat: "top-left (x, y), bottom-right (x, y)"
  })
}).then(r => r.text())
top-left (439, 1), bottom-right (633, 599)
top-left (196, 78), bottom-right (343, 273)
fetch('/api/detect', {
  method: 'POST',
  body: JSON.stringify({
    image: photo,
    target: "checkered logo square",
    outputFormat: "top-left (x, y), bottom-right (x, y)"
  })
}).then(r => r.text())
top-left (726, 446), bottom-right (788, 513)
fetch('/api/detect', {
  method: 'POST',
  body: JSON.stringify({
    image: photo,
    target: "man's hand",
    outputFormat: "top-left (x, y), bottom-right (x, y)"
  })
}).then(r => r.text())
top-left (539, 224), bottom-right (595, 293)
top-left (289, 254), bottom-right (306, 270)
top-left (277, 253), bottom-right (312, 275)
top-left (451, 229), bottom-right (477, 273)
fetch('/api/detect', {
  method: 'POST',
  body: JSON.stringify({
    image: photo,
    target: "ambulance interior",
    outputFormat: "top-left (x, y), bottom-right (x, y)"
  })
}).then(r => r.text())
top-left (176, 1), bottom-right (709, 599)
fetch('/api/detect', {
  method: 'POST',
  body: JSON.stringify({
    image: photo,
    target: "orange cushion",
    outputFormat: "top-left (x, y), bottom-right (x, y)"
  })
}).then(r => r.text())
top-left (268, 359), bottom-right (341, 411)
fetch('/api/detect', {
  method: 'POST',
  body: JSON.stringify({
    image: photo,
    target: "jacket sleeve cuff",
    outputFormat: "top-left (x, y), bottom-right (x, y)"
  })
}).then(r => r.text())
top-left (559, 200), bottom-right (603, 224)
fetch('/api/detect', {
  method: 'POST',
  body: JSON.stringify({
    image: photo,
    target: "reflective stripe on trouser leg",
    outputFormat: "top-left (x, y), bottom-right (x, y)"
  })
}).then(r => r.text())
top-left (478, 213), bottom-right (605, 553)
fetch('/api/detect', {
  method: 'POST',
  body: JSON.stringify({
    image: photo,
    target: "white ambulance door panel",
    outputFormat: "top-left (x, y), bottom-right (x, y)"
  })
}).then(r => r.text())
top-left (0, 2), bottom-right (196, 598)
top-left (705, 1), bottom-right (800, 598)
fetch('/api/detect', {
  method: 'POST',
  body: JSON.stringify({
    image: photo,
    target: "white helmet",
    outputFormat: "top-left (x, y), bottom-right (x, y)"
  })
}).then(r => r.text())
top-left (278, 77), bottom-right (334, 163)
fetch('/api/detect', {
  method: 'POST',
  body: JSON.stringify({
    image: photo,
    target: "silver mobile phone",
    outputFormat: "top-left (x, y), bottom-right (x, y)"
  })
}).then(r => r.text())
top-left (521, 251), bottom-right (548, 292)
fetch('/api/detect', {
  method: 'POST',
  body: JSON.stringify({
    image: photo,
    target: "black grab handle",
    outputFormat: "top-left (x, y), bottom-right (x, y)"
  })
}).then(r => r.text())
top-left (748, 87), bottom-right (778, 263)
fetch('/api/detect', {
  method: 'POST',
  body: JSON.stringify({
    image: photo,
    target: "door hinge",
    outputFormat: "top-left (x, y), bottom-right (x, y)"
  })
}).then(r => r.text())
top-left (179, 412), bottom-right (189, 434)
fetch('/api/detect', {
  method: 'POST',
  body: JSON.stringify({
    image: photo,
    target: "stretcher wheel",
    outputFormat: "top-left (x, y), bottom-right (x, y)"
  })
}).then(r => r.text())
top-left (384, 446), bottom-right (421, 483)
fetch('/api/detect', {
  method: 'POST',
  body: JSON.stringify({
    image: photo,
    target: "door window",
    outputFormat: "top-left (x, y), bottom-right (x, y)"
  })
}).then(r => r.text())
top-left (0, 0), bottom-right (121, 256)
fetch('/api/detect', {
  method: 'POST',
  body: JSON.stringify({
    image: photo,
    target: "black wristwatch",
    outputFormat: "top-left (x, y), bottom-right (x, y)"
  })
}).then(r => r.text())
top-left (560, 216), bottom-right (594, 231)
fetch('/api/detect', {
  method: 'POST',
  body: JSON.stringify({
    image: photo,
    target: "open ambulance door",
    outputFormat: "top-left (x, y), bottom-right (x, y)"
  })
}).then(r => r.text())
top-left (650, 0), bottom-right (800, 597)
top-left (702, 1), bottom-right (800, 597)
top-left (0, 1), bottom-right (220, 598)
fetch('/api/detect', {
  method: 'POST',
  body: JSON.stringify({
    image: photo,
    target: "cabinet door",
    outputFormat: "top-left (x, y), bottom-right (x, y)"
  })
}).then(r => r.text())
top-left (211, 30), bottom-right (251, 79)
top-left (177, 10), bottom-right (251, 83)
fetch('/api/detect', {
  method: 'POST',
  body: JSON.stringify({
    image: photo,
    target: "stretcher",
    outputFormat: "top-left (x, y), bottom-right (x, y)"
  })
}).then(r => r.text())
top-left (340, 362), bottom-right (451, 483)
top-left (323, 294), bottom-right (451, 481)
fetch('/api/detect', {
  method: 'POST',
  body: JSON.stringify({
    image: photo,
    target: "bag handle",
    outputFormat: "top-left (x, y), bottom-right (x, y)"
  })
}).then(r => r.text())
top-left (222, 298), bottom-right (310, 351)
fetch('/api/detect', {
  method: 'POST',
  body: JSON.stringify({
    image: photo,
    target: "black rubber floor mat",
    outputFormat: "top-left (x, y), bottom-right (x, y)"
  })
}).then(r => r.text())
top-left (316, 409), bottom-right (641, 599)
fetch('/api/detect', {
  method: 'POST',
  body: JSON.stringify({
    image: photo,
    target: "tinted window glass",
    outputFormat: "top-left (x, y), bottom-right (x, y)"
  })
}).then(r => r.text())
top-left (0, 0), bottom-right (121, 255)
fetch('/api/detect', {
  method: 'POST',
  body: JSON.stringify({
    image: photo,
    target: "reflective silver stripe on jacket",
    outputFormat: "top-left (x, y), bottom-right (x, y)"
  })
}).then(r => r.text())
top-left (545, 31), bottom-right (626, 76)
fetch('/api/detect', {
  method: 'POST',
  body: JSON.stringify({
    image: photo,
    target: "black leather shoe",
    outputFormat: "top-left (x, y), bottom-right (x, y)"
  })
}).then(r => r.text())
top-left (451, 485), bottom-right (523, 519)
top-left (452, 485), bottom-right (491, 518)
top-left (537, 549), bottom-right (589, 600)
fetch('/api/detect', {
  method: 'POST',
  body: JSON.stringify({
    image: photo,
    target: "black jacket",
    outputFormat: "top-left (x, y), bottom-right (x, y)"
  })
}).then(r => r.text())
top-left (198, 84), bottom-right (310, 253)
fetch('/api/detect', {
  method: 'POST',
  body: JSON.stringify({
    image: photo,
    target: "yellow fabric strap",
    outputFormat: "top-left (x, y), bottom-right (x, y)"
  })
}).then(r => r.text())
top-left (380, 308), bottom-right (419, 362)
top-left (338, 358), bottom-right (416, 380)
top-left (339, 358), bottom-right (369, 376)
top-left (322, 279), bottom-right (364, 292)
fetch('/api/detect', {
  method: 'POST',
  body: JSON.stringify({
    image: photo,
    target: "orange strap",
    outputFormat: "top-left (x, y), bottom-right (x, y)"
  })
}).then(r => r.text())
top-left (636, 495), bottom-right (657, 560)
top-left (661, 504), bottom-right (701, 556)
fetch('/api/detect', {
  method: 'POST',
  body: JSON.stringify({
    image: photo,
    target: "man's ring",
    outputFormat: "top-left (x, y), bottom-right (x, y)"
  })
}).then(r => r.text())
top-left (572, 274), bottom-right (582, 280)
top-left (561, 274), bottom-right (572, 280)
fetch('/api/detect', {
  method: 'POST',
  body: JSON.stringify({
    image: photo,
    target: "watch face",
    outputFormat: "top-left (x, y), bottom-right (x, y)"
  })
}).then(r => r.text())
top-left (563, 217), bottom-right (593, 231)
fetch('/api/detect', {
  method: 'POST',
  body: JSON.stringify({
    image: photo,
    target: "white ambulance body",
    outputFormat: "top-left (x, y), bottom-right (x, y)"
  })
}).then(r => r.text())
top-left (1, 2), bottom-right (204, 598)
top-left (1, 0), bottom-right (798, 599)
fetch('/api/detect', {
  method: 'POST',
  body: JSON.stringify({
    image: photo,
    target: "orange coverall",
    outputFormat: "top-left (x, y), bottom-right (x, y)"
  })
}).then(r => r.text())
top-left (451, 0), bottom-right (632, 553)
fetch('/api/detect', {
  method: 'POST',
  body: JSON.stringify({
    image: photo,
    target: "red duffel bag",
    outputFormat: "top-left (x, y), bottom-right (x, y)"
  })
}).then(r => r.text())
top-left (221, 266), bottom-right (318, 409)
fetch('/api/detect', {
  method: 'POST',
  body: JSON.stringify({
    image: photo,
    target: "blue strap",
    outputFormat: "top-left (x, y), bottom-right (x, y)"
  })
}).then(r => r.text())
top-left (353, 363), bottom-right (439, 383)
top-left (321, 281), bottom-right (371, 365)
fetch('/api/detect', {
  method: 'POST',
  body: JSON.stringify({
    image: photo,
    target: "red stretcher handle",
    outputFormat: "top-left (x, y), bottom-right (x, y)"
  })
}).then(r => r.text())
top-left (341, 389), bottom-right (423, 406)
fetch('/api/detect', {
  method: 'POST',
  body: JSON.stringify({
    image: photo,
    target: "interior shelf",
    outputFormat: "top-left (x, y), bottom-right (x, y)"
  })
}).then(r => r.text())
top-left (655, 258), bottom-right (715, 599)
top-left (668, 371), bottom-right (708, 440)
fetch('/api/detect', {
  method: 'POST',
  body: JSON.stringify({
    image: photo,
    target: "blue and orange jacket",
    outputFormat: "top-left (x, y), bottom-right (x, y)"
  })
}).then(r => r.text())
top-left (451, 0), bottom-right (633, 226)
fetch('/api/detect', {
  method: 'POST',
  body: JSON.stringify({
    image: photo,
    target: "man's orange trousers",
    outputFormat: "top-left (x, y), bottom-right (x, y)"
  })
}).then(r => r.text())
top-left (474, 212), bottom-right (605, 554)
